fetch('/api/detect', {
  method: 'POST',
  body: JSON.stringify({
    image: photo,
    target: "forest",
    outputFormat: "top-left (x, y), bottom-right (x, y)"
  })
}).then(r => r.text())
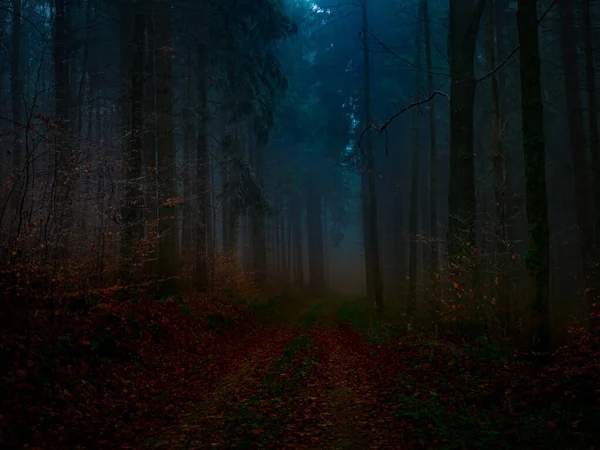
top-left (1, 0), bottom-right (599, 447)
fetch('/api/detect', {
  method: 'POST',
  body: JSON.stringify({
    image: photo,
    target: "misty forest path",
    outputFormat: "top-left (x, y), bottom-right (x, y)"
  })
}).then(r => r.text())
top-left (141, 296), bottom-right (408, 449)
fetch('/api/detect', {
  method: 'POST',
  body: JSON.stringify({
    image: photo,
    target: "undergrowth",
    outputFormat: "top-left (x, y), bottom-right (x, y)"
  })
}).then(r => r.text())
top-left (0, 288), bottom-right (255, 448)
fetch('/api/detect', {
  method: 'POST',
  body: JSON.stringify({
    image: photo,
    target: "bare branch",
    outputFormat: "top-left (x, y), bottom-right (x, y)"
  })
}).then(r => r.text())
top-left (373, 90), bottom-right (450, 134)
top-left (475, 0), bottom-right (556, 84)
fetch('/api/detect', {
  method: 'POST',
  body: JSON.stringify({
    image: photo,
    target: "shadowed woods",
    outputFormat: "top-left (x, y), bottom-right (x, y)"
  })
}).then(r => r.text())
top-left (2, 292), bottom-right (598, 449)
top-left (4, 0), bottom-right (600, 447)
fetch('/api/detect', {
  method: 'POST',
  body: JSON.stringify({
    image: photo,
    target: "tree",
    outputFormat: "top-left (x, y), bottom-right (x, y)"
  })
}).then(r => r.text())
top-left (408, 0), bottom-right (423, 323)
top-left (360, 0), bottom-right (383, 312)
top-left (485, 0), bottom-right (510, 330)
top-left (557, 0), bottom-right (593, 310)
top-left (422, 0), bottom-right (439, 304)
top-left (447, 0), bottom-right (486, 258)
top-left (155, 0), bottom-right (180, 296)
top-left (517, 0), bottom-right (550, 352)
top-left (119, 0), bottom-right (145, 284)
top-left (10, 0), bottom-right (22, 174)
top-left (582, 0), bottom-right (600, 327)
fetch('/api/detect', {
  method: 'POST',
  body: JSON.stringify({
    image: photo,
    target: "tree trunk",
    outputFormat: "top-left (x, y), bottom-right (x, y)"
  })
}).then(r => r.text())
top-left (195, 42), bottom-right (209, 291)
top-left (306, 171), bottom-right (325, 292)
top-left (447, 0), bottom-right (485, 257)
top-left (181, 55), bottom-right (195, 274)
top-left (252, 144), bottom-right (268, 285)
top-left (280, 197), bottom-right (288, 283)
top-left (408, 2), bottom-right (422, 323)
top-left (11, 0), bottom-right (22, 175)
top-left (119, 0), bottom-right (145, 284)
top-left (290, 192), bottom-right (304, 286)
top-left (155, 0), bottom-right (180, 296)
top-left (52, 0), bottom-right (72, 262)
top-left (485, 0), bottom-right (510, 332)
top-left (423, 0), bottom-right (438, 278)
top-left (142, 9), bottom-right (157, 273)
top-left (323, 201), bottom-right (329, 289)
top-left (361, 0), bottom-right (383, 311)
top-left (557, 0), bottom-right (594, 315)
top-left (582, 0), bottom-right (600, 328)
top-left (517, 0), bottom-right (550, 353)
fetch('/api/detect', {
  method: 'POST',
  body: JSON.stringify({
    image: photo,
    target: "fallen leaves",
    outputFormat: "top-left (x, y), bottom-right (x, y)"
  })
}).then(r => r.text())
top-left (2, 295), bottom-right (600, 449)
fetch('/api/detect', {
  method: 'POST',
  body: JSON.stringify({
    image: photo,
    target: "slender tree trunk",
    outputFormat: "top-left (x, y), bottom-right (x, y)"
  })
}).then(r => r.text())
top-left (181, 56), bottom-right (195, 274)
top-left (274, 195), bottom-right (282, 278)
top-left (252, 144), bottom-right (268, 285)
top-left (485, 0), bottom-right (510, 332)
top-left (280, 197), bottom-right (288, 283)
top-left (306, 172), bottom-right (325, 292)
top-left (290, 192), bottom-right (304, 286)
top-left (195, 42), bottom-right (209, 291)
top-left (11, 0), bottom-right (22, 175)
top-left (422, 0), bottom-right (440, 327)
top-left (323, 201), bottom-right (329, 289)
top-left (142, 9), bottom-right (157, 273)
top-left (119, 0), bottom-right (145, 284)
top-left (408, 3), bottom-right (422, 323)
top-left (582, 0), bottom-right (600, 328)
top-left (53, 0), bottom-right (72, 261)
top-left (361, 0), bottom-right (383, 311)
top-left (447, 0), bottom-right (485, 257)
top-left (557, 0), bottom-right (593, 315)
top-left (517, 0), bottom-right (550, 353)
top-left (155, 0), bottom-right (180, 296)
top-left (393, 187), bottom-right (406, 299)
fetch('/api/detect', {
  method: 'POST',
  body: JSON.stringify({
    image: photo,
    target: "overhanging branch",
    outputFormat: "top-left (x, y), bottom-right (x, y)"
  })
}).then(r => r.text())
top-left (373, 90), bottom-right (449, 134)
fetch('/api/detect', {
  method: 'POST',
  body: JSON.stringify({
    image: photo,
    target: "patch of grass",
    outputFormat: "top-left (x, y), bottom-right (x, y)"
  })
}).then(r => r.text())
top-left (207, 313), bottom-right (238, 334)
top-left (337, 299), bottom-right (407, 340)
top-left (222, 335), bottom-right (318, 447)
top-left (301, 302), bottom-right (325, 329)
top-left (337, 300), bottom-right (372, 331)
top-left (392, 388), bottom-right (505, 449)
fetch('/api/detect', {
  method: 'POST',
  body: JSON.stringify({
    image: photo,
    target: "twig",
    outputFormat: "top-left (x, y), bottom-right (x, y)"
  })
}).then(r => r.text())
top-left (373, 90), bottom-right (449, 134)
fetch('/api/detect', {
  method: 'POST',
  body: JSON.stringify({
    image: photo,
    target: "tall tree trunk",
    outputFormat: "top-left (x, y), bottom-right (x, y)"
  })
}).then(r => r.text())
top-left (360, 0), bottom-right (383, 311)
top-left (485, 0), bottom-right (510, 332)
top-left (11, 0), bottom-right (22, 175)
top-left (393, 187), bottom-right (406, 299)
top-left (557, 0), bottom-right (594, 315)
top-left (195, 43), bottom-right (209, 291)
top-left (119, 0), bottom-right (145, 284)
top-left (306, 172), bottom-right (325, 292)
top-left (252, 144), bottom-right (268, 285)
top-left (53, 0), bottom-right (72, 261)
top-left (290, 192), bottom-right (304, 286)
top-left (517, 0), bottom-right (550, 353)
top-left (274, 195), bottom-right (282, 278)
top-left (323, 201), bottom-right (329, 289)
top-left (447, 0), bottom-right (485, 256)
top-left (181, 55), bottom-right (195, 275)
top-left (408, 3), bottom-right (422, 323)
top-left (280, 197), bottom-right (288, 283)
top-left (423, 0), bottom-right (438, 277)
top-left (582, 0), bottom-right (600, 328)
top-left (155, 0), bottom-right (180, 296)
top-left (142, 9), bottom-right (157, 273)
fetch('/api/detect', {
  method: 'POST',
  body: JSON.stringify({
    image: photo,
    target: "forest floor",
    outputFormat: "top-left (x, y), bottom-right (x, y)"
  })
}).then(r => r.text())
top-left (2, 292), bottom-right (599, 449)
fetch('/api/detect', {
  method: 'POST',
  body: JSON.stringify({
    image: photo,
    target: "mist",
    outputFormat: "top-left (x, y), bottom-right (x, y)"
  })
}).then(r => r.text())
top-left (2, 0), bottom-right (600, 448)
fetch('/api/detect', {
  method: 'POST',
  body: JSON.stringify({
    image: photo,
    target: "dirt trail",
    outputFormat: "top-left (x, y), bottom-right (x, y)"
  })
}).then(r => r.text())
top-left (140, 296), bottom-right (405, 449)
top-left (307, 328), bottom-right (406, 449)
top-left (141, 328), bottom-right (299, 448)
